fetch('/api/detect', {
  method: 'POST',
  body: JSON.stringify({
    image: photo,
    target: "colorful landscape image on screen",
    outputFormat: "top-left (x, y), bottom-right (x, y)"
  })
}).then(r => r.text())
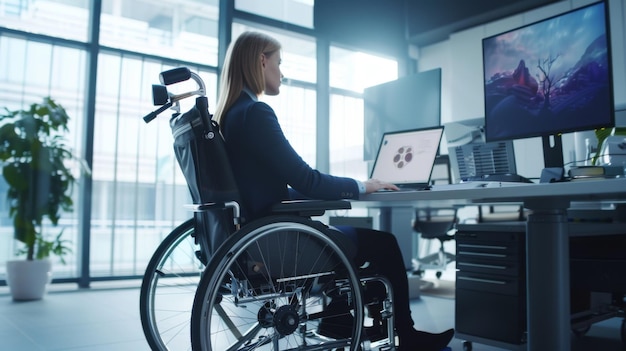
top-left (483, 1), bottom-right (613, 142)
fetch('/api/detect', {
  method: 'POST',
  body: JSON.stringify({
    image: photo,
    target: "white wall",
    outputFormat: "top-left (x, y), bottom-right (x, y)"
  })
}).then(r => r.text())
top-left (415, 0), bottom-right (626, 179)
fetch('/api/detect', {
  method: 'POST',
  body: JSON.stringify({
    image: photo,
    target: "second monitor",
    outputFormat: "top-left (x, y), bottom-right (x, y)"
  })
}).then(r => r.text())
top-left (445, 118), bottom-right (519, 183)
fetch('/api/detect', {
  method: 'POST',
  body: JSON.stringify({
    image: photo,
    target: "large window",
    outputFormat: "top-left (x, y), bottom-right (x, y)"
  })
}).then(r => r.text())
top-left (0, 34), bottom-right (87, 278)
top-left (329, 94), bottom-right (366, 179)
top-left (329, 47), bottom-right (398, 93)
top-left (0, 0), bottom-right (405, 285)
top-left (91, 53), bottom-right (218, 276)
top-left (0, 1), bottom-right (220, 281)
top-left (100, 0), bottom-right (220, 65)
top-left (235, 0), bottom-right (314, 28)
top-left (329, 46), bottom-right (398, 179)
top-left (0, 0), bottom-right (90, 41)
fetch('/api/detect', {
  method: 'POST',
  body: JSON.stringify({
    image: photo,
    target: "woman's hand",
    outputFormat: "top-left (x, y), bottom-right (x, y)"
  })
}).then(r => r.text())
top-left (363, 179), bottom-right (400, 193)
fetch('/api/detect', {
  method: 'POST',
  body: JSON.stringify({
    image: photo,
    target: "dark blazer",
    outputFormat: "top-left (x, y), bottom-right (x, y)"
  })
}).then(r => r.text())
top-left (221, 92), bottom-right (359, 221)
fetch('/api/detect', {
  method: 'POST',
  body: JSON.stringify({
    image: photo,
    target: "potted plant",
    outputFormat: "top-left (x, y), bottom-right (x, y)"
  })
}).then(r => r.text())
top-left (592, 127), bottom-right (626, 166)
top-left (0, 97), bottom-right (86, 300)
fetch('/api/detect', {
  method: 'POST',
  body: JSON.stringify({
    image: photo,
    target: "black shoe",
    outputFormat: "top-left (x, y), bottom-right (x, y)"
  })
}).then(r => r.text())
top-left (317, 313), bottom-right (354, 339)
top-left (398, 328), bottom-right (454, 351)
top-left (363, 323), bottom-right (387, 342)
top-left (316, 299), bottom-right (354, 339)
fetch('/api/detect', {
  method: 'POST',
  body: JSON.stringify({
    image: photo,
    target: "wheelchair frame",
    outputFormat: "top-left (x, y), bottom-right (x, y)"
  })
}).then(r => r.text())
top-left (139, 67), bottom-right (397, 351)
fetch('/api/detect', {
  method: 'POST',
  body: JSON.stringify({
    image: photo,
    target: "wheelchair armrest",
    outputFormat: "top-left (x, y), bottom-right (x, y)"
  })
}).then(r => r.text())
top-left (270, 199), bottom-right (352, 217)
top-left (185, 203), bottom-right (222, 211)
top-left (185, 201), bottom-right (241, 225)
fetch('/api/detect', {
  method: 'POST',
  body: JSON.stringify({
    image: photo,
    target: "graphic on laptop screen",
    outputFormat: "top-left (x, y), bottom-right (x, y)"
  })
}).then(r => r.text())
top-left (370, 127), bottom-right (444, 187)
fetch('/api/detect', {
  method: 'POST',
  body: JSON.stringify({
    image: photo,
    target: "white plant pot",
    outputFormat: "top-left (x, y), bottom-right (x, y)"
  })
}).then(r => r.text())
top-left (6, 259), bottom-right (52, 301)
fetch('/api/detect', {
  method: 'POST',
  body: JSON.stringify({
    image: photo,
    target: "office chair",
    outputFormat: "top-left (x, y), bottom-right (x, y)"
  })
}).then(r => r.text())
top-left (412, 207), bottom-right (458, 279)
top-left (477, 204), bottom-right (527, 222)
top-left (411, 155), bottom-right (457, 279)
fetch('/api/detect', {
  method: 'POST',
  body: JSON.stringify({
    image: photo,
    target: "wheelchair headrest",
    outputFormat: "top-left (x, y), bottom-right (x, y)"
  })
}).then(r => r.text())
top-left (171, 106), bottom-right (240, 204)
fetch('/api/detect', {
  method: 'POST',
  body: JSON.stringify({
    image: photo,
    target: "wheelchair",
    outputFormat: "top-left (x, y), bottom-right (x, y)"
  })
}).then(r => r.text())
top-left (140, 67), bottom-right (397, 350)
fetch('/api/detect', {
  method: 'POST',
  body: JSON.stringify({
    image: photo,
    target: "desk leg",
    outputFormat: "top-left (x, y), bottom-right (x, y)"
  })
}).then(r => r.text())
top-left (376, 206), bottom-right (415, 270)
top-left (526, 208), bottom-right (570, 351)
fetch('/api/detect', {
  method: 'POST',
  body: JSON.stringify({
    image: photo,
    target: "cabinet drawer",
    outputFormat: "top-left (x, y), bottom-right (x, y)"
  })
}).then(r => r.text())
top-left (457, 231), bottom-right (523, 253)
top-left (456, 258), bottom-right (525, 277)
top-left (457, 242), bottom-right (521, 260)
top-left (456, 271), bottom-right (525, 296)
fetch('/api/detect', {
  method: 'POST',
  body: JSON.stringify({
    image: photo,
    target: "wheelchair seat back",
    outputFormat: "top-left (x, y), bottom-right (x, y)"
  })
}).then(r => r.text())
top-left (171, 104), bottom-right (239, 256)
top-left (171, 105), bottom-right (239, 204)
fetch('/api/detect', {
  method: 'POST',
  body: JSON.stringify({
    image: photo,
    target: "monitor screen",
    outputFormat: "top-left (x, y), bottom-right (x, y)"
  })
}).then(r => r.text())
top-left (482, 1), bottom-right (614, 167)
top-left (363, 68), bottom-right (441, 161)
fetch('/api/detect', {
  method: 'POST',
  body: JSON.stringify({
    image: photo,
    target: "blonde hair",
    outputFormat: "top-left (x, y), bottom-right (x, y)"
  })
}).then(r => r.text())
top-left (214, 31), bottom-right (281, 125)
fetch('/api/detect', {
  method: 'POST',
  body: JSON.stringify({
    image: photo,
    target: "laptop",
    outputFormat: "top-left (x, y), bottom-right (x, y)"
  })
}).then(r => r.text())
top-left (370, 126), bottom-right (444, 191)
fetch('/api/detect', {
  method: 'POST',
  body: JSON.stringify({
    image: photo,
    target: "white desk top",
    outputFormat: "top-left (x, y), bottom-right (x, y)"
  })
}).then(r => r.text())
top-left (357, 177), bottom-right (626, 209)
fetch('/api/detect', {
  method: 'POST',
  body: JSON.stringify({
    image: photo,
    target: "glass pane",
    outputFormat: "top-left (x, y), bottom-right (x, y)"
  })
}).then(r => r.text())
top-left (0, 35), bottom-right (86, 278)
top-left (0, 36), bottom-right (26, 90)
top-left (100, 0), bottom-right (219, 66)
top-left (329, 94), bottom-right (368, 180)
top-left (235, 0), bottom-right (314, 28)
top-left (0, 0), bottom-right (90, 41)
top-left (329, 47), bottom-right (398, 179)
top-left (91, 53), bottom-right (217, 276)
top-left (232, 22), bottom-right (316, 83)
top-left (330, 46), bottom-right (398, 92)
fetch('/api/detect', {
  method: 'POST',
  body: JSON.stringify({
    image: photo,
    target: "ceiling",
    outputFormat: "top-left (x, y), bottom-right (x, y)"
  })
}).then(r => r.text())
top-left (406, 0), bottom-right (562, 46)
top-left (314, 0), bottom-right (564, 56)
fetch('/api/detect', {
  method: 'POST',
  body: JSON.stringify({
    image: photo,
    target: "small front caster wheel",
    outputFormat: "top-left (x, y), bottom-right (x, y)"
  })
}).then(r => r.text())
top-left (463, 340), bottom-right (473, 351)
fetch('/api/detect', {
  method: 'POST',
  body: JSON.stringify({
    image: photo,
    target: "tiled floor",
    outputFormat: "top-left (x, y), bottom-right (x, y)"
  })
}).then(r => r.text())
top-left (0, 279), bottom-right (623, 351)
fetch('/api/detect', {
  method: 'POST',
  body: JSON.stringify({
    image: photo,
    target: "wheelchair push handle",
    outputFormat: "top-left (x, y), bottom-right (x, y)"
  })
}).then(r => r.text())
top-left (142, 67), bottom-right (206, 124)
top-left (160, 67), bottom-right (191, 86)
top-left (143, 102), bottom-right (173, 123)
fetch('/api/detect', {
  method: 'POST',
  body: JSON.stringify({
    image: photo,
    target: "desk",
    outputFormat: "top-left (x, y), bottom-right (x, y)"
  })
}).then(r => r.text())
top-left (355, 177), bottom-right (626, 351)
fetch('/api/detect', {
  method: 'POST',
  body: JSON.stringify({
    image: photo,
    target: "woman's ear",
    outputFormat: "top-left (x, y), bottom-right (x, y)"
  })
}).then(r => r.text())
top-left (260, 53), bottom-right (266, 68)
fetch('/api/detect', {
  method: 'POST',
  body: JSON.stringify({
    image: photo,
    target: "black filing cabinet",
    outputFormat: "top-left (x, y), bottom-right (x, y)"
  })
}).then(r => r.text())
top-left (455, 220), bottom-right (626, 350)
top-left (455, 222), bottom-right (527, 346)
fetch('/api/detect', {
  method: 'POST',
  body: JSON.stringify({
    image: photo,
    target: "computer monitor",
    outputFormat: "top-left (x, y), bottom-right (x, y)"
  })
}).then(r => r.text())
top-left (482, 0), bottom-right (615, 170)
top-left (363, 68), bottom-right (441, 161)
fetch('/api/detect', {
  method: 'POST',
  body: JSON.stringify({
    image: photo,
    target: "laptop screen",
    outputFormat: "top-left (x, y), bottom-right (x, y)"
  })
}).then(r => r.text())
top-left (370, 126), bottom-right (444, 187)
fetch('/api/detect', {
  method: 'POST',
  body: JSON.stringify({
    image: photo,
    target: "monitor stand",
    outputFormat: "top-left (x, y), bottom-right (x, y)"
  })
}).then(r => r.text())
top-left (541, 134), bottom-right (566, 182)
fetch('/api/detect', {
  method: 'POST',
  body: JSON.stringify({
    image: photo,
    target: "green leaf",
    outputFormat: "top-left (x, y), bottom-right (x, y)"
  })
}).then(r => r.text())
top-left (592, 128), bottom-right (614, 166)
top-left (2, 164), bottom-right (29, 191)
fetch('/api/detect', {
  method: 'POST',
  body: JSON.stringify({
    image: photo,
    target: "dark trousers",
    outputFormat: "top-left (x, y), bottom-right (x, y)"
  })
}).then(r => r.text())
top-left (334, 225), bottom-right (415, 336)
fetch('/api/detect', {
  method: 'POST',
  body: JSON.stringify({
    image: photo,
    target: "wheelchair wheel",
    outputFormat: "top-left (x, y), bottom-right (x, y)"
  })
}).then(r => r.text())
top-left (191, 216), bottom-right (364, 351)
top-left (140, 219), bottom-right (202, 350)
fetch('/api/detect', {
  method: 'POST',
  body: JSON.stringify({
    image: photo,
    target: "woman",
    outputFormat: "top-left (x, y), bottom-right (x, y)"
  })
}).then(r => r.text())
top-left (215, 31), bottom-right (454, 351)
